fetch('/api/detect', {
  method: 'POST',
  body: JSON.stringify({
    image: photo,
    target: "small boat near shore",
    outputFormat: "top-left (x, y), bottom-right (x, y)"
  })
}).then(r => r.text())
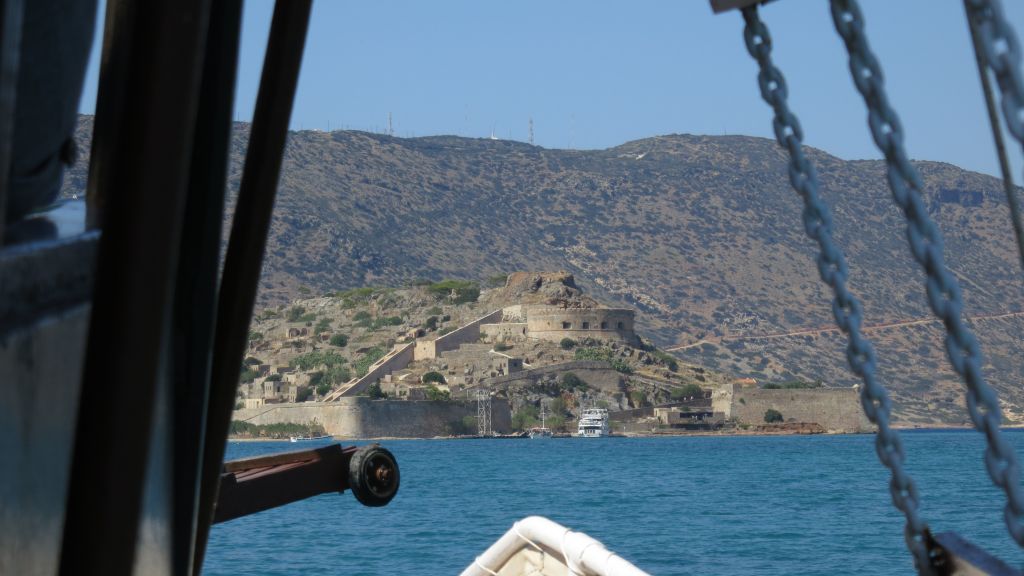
top-left (289, 434), bottom-right (332, 442)
top-left (529, 404), bottom-right (554, 439)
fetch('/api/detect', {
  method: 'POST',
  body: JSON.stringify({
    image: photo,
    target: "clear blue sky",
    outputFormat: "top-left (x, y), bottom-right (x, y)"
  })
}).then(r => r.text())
top-left (79, 1), bottom-right (1024, 179)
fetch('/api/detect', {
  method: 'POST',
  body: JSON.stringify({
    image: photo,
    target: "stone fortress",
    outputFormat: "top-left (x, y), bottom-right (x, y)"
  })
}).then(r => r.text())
top-left (480, 304), bottom-right (639, 347)
top-left (232, 271), bottom-right (872, 437)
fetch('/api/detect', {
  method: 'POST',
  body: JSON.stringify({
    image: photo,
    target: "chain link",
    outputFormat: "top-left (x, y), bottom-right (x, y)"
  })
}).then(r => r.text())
top-left (831, 0), bottom-right (1024, 548)
top-left (740, 7), bottom-right (933, 573)
top-left (965, 0), bottom-right (1024, 142)
top-left (965, 0), bottom-right (1024, 274)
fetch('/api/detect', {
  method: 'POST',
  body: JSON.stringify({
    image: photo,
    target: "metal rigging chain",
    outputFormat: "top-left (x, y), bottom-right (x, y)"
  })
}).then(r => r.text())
top-left (964, 0), bottom-right (1024, 272)
top-left (739, 7), bottom-right (932, 572)
top-left (964, 0), bottom-right (1024, 145)
top-left (830, 0), bottom-right (1024, 548)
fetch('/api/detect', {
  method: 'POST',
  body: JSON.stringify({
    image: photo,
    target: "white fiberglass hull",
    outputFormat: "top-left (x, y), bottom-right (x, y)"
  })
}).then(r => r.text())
top-left (461, 516), bottom-right (649, 576)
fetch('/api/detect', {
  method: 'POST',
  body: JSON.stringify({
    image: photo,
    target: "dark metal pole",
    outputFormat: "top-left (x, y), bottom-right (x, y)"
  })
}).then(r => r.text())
top-left (172, 0), bottom-right (243, 574)
top-left (59, 0), bottom-right (211, 572)
top-left (0, 0), bottom-right (24, 239)
top-left (192, 1), bottom-right (312, 571)
top-left (964, 0), bottom-right (1024, 273)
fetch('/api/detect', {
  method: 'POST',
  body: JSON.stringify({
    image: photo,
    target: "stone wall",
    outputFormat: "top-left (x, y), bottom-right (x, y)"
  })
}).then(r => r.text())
top-left (414, 309), bottom-right (502, 360)
top-left (714, 384), bottom-right (872, 433)
top-left (524, 306), bottom-right (639, 346)
top-left (483, 360), bottom-right (623, 393)
top-left (232, 397), bottom-right (512, 438)
top-left (336, 342), bottom-right (415, 397)
top-left (480, 322), bottom-right (528, 341)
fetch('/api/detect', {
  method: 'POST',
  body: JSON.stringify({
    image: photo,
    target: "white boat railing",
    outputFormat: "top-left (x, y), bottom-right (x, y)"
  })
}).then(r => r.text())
top-left (461, 516), bottom-right (650, 576)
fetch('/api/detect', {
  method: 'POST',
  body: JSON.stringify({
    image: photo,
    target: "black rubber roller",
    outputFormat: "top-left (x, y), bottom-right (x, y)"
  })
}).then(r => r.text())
top-left (347, 445), bottom-right (400, 507)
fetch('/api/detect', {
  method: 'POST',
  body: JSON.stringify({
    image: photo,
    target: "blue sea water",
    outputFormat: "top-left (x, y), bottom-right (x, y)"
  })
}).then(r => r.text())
top-left (205, 431), bottom-right (1024, 575)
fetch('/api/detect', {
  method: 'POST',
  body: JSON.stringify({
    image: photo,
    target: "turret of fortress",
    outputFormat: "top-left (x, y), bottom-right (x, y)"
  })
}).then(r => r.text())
top-left (522, 305), bottom-right (638, 345)
top-left (479, 271), bottom-right (640, 346)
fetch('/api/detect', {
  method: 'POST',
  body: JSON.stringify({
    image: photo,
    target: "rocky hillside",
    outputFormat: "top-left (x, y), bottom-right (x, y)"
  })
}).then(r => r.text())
top-left (63, 117), bottom-right (1024, 423)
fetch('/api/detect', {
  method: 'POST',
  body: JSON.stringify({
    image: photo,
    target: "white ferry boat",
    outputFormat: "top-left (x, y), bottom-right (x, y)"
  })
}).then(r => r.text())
top-left (576, 408), bottom-right (610, 437)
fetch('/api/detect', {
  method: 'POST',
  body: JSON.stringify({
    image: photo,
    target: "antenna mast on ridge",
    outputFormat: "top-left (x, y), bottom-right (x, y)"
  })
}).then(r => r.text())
top-left (387, 112), bottom-right (394, 136)
top-left (529, 117), bottom-right (534, 145)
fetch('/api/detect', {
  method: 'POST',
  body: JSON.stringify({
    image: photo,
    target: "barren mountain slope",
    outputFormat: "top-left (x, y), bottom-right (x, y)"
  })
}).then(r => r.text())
top-left (64, 118), bottom-right (1024, 423)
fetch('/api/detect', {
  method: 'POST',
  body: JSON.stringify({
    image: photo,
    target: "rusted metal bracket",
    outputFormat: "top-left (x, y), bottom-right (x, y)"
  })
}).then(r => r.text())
top-left (927, 531), bottom-right (1021, 576)
top-left (213, 444), bottom-right (400, 524)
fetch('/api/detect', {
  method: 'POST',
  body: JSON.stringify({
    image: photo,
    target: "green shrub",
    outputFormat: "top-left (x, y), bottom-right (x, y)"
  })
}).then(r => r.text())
top-left (494, 342), bottom-right (512, 352)
top-left (438, 326), bottom-right (455, 336)
top-left (671, 383), bottom-right (704, 400)
top-left (764, 409), bottom-right (784, 423)
top-left (315, 382), bottom-right (332, 396)
top-left (423, 316), bottom-right (438, 331)
top-left (423, 371), bottom-right (447, 385)
top-left (550, 397), bottom-right (567, 415)
top-left (298, 286), bottom-right (311, 294)
top-left (511, 404), bottom-right (540, 431)
top-left (425, 385), bottom-right (450, 401)
top-left (296, 386), bottom-right (313, 402)
top-left (266, 373), bottom-right (282, 382)
top-left (298, 312), bottom-right (317, 323)
top-left (574, 347), bottom-right (633, 373)
top-left (426, 306), bottom-right (443, 316)
top-left (323, 364), bottom-right (352, 385)
top-left (248, 331), bottom-right (264, 342)
top-left (560, 338), bottom-right (577, 350)
top-left (367, 382), bottom-right (386, 399)
top-left (329, 334), bottom-right (349, 347)
top-left (353, 310), bottom-right (372, 322)
top-left (314, 317), bottom-right (332, 334)
top-left (630, 390), bottom-right (647, 407)
top-left (287, 306), bottom-right (306, 322)
top-left (427, 279), bottom-right (480, 304)
top-left (652, 350), bottom-right (679, 372)
top-left (338, 287), bottom-right (375, 303)
top-left (560, 372), bottom-right (588, 391)
top-left (485, 273), bottom-right (509, 288)
top-left (354, 347), bottom-right (387, 377)
top-left (239, 367), bottom-right (260, 383)
top-left (290, 350), bottom-right (347, 371)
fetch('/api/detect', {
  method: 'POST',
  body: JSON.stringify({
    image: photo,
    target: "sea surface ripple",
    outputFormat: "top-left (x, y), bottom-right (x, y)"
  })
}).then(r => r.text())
top-left (205, 430), bottom-right (1024, 575)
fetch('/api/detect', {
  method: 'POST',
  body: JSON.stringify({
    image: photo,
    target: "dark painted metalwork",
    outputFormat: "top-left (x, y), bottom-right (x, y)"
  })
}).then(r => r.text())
top-left (214, 444), bottom-right (400, 524)
top-left (964, 0), bottom-right (1024, 274)
top-left (214, 445), bottom-right (360, 524)
top-left (0, 0), bottom-right (24, 239)
top-left (193, 0), bottom-right (312, 570)
top-left (928, 531), bottom-right (1021, 576)
top-left (58, 0), bottom-right (212, 572)
top-left (172, 1), bottom-right (243, 574)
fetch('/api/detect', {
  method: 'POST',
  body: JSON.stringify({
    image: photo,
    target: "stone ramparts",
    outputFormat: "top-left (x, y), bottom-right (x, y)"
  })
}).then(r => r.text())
top-left (232, 397), bottom-right (512, 438)
top-left (414, 309), bottom-right (502, 360)
top-left (714, 383), bottom-right (871, 433)
top-left (334, 342), bottom-right (415, 398)
top-left (482, 360), bottom-right (623, 393)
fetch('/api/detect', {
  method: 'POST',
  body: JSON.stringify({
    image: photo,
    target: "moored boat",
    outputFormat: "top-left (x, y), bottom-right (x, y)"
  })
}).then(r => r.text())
top-left (576, 408), bottom-right (609, 438)
top-left (289, 434), bottom-right (332, 442)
